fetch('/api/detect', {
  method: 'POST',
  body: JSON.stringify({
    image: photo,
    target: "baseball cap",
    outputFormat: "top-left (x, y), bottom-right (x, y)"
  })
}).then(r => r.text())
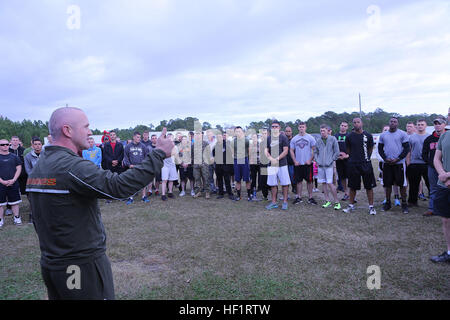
top-left (433, 116), bottom-right (447, 124)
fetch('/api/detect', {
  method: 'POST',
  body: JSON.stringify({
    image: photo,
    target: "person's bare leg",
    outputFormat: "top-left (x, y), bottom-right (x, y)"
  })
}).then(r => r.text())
top-left (297, 182), bottom-right (303, 199)
top-left (366, 189), bottom-right (374, 206)
top-left (162, 181), bottom-right (167, 196)
top-left (343, 179), bottom-right (348, 196)
top-left (271, 186), bottom-right (278, 204)
top-left (443, 218), bottom-right (450, 252)
top-left (283, 186), bottom-right (288, 204)
top-left (328, 183), bottom-right (338, 202)
top-left (11, 204), bottom-right (19, 217)
top-left (400, 187), bottom-right (408, 203)
top-left (307, 182), bottom-right (313, 199)
top-left (322, 183), bottom-right (329, 202)
top-left (385, 186), bottom-right (392, 203)
top-left (168, 181), bottom-right (174, 193)
top-left (349, 189), bottom-right (357, 205)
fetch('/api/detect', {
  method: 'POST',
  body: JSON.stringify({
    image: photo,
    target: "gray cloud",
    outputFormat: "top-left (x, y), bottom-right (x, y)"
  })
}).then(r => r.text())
top-left (1, 0), bottom-right (449, 130)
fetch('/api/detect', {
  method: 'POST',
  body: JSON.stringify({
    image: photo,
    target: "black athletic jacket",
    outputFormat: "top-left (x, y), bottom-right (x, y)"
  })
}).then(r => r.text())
top-left (422, 130), bottom-right (447, 169)
top-left (26, 145), bottom-right (165, 270)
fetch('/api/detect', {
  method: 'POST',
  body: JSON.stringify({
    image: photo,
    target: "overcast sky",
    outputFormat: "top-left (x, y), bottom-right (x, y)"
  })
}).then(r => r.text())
top-left (1, 0), bottom-right (449, 130)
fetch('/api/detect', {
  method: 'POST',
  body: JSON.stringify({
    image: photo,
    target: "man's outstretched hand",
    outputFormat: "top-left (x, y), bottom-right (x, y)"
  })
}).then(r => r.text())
top-left (156, 127), bottom-right (175, 158)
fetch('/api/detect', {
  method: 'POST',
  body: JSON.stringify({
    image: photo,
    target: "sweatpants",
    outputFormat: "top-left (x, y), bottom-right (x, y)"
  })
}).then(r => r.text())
top-left (407, 163), bottom-right (430, 204)
top-left (41, 254), bottom-right (115, 300)
top-left (215, 164), bottom-right (233, 196)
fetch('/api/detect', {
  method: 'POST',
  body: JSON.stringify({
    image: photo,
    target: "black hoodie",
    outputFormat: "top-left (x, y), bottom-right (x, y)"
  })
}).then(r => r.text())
top-left (422, 130), bottom-right (447, 169)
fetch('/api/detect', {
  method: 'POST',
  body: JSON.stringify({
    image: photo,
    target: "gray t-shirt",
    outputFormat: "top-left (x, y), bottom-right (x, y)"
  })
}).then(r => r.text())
top-left (409, 133), bottom-right (430, 164)
top-left (379, 129), bottom-right (410, 164)
top-left (437, 131), bottom-right (450, 187)
top-left (290, 134), bottom-right (316, 165)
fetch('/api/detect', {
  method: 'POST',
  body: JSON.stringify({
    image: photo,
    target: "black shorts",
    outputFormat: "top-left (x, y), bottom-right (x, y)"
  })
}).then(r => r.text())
top-left (179, 166), bottom-right (194, 181)
top-left (382, 163), bottom-right (407, 188)
top-left (347, 162), bottom-right (377, 191)
top-left (294, 165), bottom-right (313, 183)
top-left (0, 182), bottom-right (22, 206)
top-left (336, 159), bottom-right (348, 180)
top-left (41, 254), bottom-right (115, 300)
top-left (433, 186), bottom-right (450, 218)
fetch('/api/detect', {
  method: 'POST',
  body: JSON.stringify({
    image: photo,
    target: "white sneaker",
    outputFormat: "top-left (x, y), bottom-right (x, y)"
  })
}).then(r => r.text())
top-left (179, 191), bottom-right (186, 197)
top-left (0, 219), bottom-right (3, 228)
top-left (369, 207), bottom-right (377, 215)
top-left (13, 216), bottom-right (22, 225)
top-left (343, 205), bottom-right (356, 213)
top-left (190, 190), bottom-right (195, 196)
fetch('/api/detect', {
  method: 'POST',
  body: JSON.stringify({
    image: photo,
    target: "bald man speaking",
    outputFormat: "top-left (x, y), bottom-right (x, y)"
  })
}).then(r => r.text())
top-left (26, 107), bottom-right (174, 300)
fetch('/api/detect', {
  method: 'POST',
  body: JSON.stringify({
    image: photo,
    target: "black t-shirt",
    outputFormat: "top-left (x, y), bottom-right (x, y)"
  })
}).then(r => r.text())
top-left (0, 153), bottom-right (22, 180)
top-left (334, 132), bottom-right (348, 153)
top-left (345, 131), bottom-right (374, 163)
top-left (267, 134), bottom-right (290, 167)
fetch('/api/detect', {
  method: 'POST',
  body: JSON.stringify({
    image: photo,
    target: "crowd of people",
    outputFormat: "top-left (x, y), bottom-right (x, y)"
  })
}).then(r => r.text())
top-left (1, 109), bottom-right (449, 264)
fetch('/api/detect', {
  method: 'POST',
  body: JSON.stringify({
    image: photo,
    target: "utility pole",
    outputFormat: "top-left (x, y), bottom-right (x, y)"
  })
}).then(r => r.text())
top-left (359, 93), bottom-right (362, 118)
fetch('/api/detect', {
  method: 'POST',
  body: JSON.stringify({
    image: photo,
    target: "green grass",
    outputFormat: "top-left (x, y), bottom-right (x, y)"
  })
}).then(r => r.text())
top-left (1, 174), bottom-right (450, 300)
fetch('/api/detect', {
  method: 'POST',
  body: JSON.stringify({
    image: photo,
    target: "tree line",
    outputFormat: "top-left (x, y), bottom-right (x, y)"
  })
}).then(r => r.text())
top-left (0, 108), bottom-right (444, 148)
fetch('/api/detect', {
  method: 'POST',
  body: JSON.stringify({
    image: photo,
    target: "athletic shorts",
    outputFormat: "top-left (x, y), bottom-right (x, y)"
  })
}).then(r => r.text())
top-left (267, 165), bottom-right (291, 186)
top-left (433, 186), bottom-right (450, 218)
top-left (40, 254), bottom-right (115, 300)
top-left (382, 163), bottom-right (407, 188)
top-left (347, 162), bottom-right (377, 191)
top-left (294, 165), bottom-right (313, 183)
top-left (234, 158), bottom-right (250, 182)
top-left (161, 165), bottom-right (179, 181)
top-left (317, 166), bottom-right (334, 184)
top-left (336, 159), bottom-right (348, 180)
top-left (0, 182), bottom-right (22, 206)
top-left (179, 166), bottom-right (193, 181)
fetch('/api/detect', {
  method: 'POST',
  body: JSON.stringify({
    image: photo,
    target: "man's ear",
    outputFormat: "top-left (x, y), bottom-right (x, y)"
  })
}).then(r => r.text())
top-left (61, 125), bottom-right (72, 138)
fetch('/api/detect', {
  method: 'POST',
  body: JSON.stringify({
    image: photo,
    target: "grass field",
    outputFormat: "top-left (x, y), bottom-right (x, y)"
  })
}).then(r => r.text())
top-left (1, 171), bottom-right (449, 300)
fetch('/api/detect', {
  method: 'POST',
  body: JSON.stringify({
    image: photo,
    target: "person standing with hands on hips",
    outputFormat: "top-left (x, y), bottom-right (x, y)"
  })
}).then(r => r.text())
top-left (26, 107), bottom-right (174, 300)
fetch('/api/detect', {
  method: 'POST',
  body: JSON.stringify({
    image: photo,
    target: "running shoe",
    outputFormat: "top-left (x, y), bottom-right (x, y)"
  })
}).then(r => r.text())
top-left (322, 201), bottom-right (332, 208)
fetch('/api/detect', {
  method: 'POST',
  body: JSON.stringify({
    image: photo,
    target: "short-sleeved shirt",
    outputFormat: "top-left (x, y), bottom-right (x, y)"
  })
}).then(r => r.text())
top-left (409, 133), bottom-right (430, 164)
top-left (378, 129), bottom-right (410, 164)
top-left (267, 134), bottom-right (290, 167)
top-left (437, 131), bottom-right (450, 187)
top-left (334, 133), bottom-right (348, 153)
top-left (0, 153), bottom-right (21, 180)
top-left (290, 134), bottom-right (316, 165)
top-left (345, 131), bottom-right (374, 163)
